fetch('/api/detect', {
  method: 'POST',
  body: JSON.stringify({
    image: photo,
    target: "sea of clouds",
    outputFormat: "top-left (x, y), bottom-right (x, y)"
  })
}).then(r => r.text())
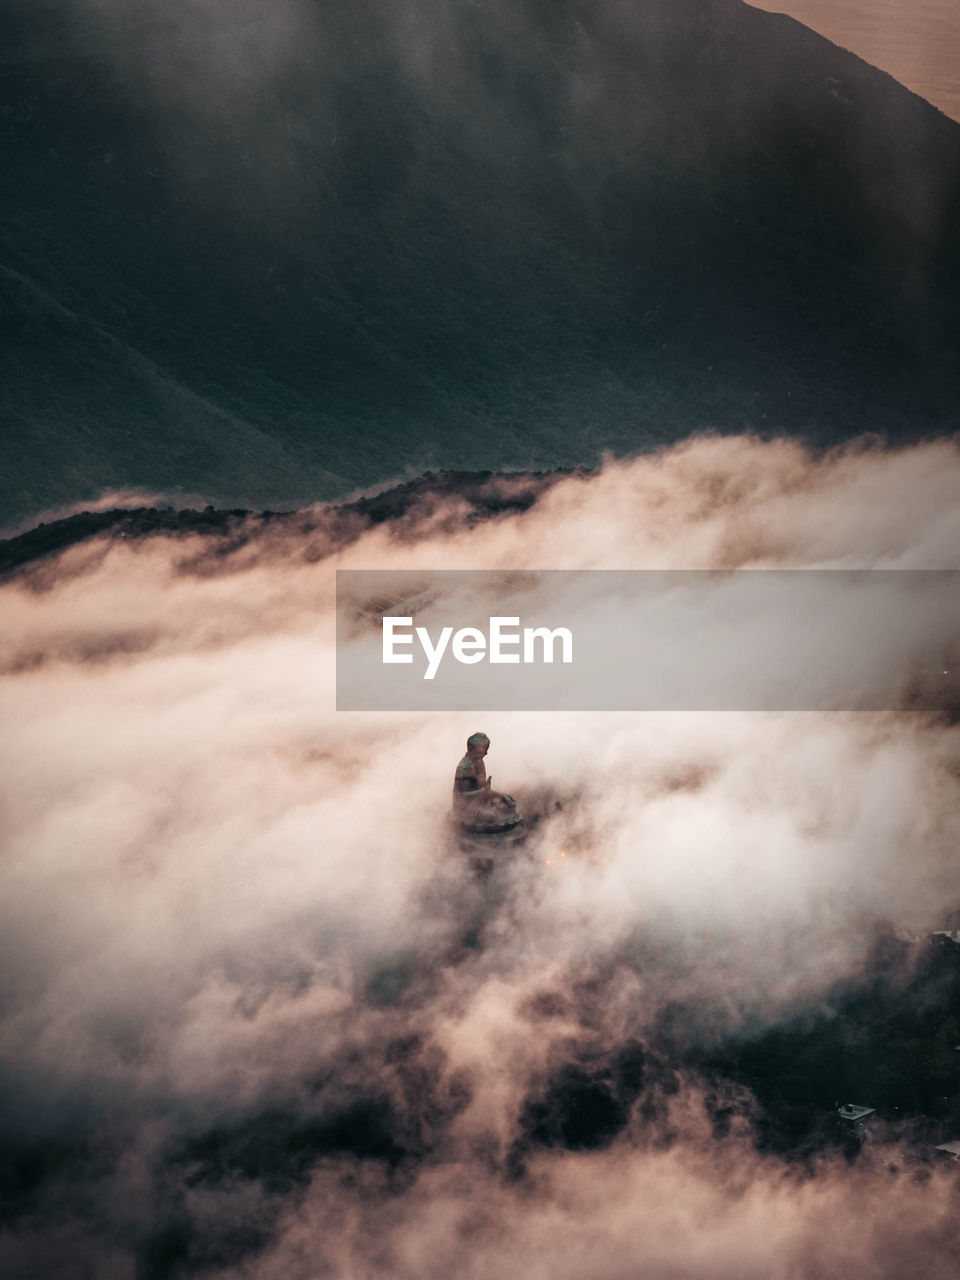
top-left (3, 436), bottom-right (960, 1277)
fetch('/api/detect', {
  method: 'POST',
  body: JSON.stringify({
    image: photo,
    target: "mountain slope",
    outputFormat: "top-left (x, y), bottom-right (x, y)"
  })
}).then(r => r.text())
top-left (1, 0), bottom-right (959, 521)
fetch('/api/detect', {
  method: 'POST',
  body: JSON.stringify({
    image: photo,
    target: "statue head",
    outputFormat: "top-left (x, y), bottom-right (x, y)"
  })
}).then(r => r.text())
top-left (466, 731), bottom-right (490, 758)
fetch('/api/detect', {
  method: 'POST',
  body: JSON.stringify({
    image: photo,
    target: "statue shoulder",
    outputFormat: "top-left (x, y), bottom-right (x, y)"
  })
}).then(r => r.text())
top-left (454, 754), bottom-right (484, 795)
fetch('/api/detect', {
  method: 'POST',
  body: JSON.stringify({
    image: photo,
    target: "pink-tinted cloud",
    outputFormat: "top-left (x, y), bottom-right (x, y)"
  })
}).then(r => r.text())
top-left (2, 436), bottom-right (960, 1276)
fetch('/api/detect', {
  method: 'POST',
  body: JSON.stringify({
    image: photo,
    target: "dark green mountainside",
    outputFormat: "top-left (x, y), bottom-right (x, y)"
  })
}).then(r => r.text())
top-left (2, 0), bottom-right (959, 522)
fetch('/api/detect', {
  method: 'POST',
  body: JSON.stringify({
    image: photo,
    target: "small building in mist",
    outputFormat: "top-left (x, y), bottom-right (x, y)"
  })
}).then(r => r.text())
top-left (836, 1103), bottom-right (875, 1124)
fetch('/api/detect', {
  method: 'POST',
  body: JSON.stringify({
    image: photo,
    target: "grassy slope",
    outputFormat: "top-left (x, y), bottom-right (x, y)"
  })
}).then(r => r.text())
top-left (1, 0), bottom-right (959, 522)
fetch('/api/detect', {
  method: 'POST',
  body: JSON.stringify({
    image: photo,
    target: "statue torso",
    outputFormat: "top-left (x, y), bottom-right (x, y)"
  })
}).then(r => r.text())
top-left (454, 753), bottom-right (486, 794)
